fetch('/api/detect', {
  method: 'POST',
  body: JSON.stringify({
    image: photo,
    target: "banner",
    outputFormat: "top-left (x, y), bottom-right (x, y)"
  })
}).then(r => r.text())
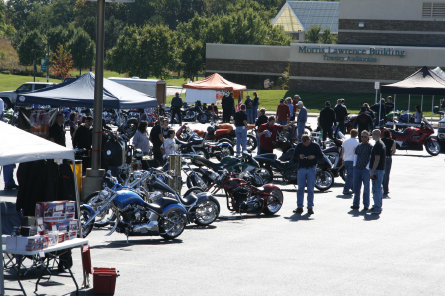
top-left (18, 108), bottom-right (58, 139)
top-left (41, 58), bottom-right (47, 72)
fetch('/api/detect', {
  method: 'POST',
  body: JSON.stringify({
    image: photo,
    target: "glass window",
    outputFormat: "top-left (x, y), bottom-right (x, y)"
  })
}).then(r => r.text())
top-left (16, 84), bottom-right (33, 93)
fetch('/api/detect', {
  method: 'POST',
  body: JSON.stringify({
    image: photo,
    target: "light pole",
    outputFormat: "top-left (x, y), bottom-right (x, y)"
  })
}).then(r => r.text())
top-left (38, 42), bottom-right (50, 82)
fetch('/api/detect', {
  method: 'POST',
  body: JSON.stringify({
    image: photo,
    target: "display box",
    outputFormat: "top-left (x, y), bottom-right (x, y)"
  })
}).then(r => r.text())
top-left (65, 202), bottom-right (76, 220)
top-left (69, 230), bottom-right (77, 239)
top-left (21, 216), bottom-right (38, 226)
top-left (35, 201), bottom-right (68, 223)
top-left (20, 226), bottom-right (38, 237)
top-left (13, 236), bottom-right (45, 251)
top-left (69, 220), bottom-right (79, 231)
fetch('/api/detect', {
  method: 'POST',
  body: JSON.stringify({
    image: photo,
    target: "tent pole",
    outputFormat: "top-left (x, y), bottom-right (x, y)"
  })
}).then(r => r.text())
top-left (393, 94), bottom-right (396, 129)
top-left (379, 93), bottom-right (382, 127)
top-left (408, 94), bottom-right (411, 112)
top-left (421, 95), bottom-right (423, 111)
top-left (432, 95), bottom-right (434, 122)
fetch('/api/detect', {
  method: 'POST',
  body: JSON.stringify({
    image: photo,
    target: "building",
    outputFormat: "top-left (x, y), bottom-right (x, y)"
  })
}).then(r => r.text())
top-left (206, 0), bottom-right (445, 93)
top-left (271, 1), bottom-right (339, 42)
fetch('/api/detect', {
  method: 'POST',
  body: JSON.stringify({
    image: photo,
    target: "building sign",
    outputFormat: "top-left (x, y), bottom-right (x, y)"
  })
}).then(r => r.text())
top-left (298, 45), bottom-right (406, 62)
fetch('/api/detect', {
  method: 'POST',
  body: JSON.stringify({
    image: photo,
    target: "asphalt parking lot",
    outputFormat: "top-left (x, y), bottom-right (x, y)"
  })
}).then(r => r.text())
top-left (2, 119), bottom-right (445, 295)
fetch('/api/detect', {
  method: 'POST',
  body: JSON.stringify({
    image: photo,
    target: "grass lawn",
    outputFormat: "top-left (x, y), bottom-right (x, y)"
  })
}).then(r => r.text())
top-left (167, 89), bottom-right (442, 116)
top-left (0, 73), bottom-right (62, 91)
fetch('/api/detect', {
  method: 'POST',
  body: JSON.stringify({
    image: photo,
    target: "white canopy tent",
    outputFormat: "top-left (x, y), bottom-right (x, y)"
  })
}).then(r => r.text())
top-left (0, 121), bottom-right (85, 294)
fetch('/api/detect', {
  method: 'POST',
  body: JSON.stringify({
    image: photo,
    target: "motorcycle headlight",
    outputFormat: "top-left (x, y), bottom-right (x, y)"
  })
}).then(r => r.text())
top-left (99, 190), bottom-right (110, 198)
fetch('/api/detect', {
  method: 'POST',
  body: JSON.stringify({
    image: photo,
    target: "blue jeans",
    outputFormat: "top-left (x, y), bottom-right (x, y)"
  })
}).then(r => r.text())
top-left (297, 167), bottom-right (316, 209)
top-left (235, 126), bottom-right (247, 155)
top-left (252, 106), bottom-right (258, 122)
top-left (3, 164), bottom-right (15, 186)
top-left (246, 109), bottom-right (253, 124)
top-left (297, 123), bottom-right (305, 143)
top-left (343, 161), bottom-right (354, 192)
top-left (277, 120), bottom-right (287, 125)
top-left (352, 168), bottom-right (370, 208)
top-left (372, 170), bottom-right (384, 211)
top-left (383, 158), bottom-right (392, 194)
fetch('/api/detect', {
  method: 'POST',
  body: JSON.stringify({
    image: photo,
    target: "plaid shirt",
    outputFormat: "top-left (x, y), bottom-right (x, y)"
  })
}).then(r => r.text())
top-left (354, 142), bottom-right (372, 170)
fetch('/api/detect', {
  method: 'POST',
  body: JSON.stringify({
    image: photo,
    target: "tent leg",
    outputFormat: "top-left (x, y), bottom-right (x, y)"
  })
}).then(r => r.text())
top-left (393, 94), bottom-right (396, 129)
top-left (432, 95), bottom-right (434, 122)
top-left (421, 95), bottom-right (423, 111)
top-left (408, 94), bottom-right (411, 112)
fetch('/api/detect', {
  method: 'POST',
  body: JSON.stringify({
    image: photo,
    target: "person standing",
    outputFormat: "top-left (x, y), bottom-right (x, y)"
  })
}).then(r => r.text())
top-left (234, 104), bottom-right (248, 156)
top-left (222, 93), bottom-right (234, 123)
top-left (255, 108), bottom-right (268, 154)
top-left (342, 129), bottom-right (359, 195)
top-left (133, 121), bottom-right (151, 156)
top-left (293, 134), bottom-right (323, 215)
top-left (413, 105), bottom-right (423, 123)
top-left (285, 97), bottom-right (294, 122)
top-left (150, 117), bottom-right (169, 166)
top-left (385, 96), bottom-right (394, 113)
top-left (244, 95), bottom-right (254, 124)
top-left (252, 92), bottom-right (260, 123)
top-left (371, 99), bottom-right (386, 127)
top-left (369, 129), bottom-right (386, 214)
top-left (161, 129), bottom-right (176, 157)
top-left (48, 113), bottom-right (66, 147)
top-left (381, 129), bottom-right (396, 196)
top-left (296, 100), bottom-right (307, 143)
top-left (276, 99), bottom-right (290, 125)
top-left (363, 103), bottom-right (375, 124)
top-left (2, 164), bottom-right (18, 190)
top-left (171, 92), bottom-right (183, 125)
top-left (319, 101), bottom-right (336, 141)
top-left (351, 130), bottom-right (373, 210)
top-left (68, 112), bottom-right (79, 139)
top-left (292, 95), bottom-right (300, 120)
top-left (334, 99), bottom-right (348, 135)
top-left (0, 98), bottom-right (4, 120)
top-left (72, 116), bottom-right (93, 149)
top-left (354, 107), bottom-right (373, 142)
top-left (208, 103), bottom-right (219, 122)
top-left (257, 116), bottom-right (293, 154)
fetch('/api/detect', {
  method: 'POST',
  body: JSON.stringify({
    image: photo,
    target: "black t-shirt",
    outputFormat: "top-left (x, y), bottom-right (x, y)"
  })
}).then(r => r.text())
top-left (370, 140), bottom-right (386, 170)
top-left (385, 103), bottom-right (394, 113)
top-left (72, 125), bottom-right (92, 149)
top-left (381, 138), bottom-right (394, 158)
top-left (234, 111), bottom-right (247, 127)
top-left (354, 113), bottom-right (373, 130)
top-left (150, 125), bottom-right (163, 151)
top-left (48, 123), bottom-right (66, 147)
top-left (253, 96), bottom-right (260, 106)
top-left (256, 114), bottom-right (268, 127)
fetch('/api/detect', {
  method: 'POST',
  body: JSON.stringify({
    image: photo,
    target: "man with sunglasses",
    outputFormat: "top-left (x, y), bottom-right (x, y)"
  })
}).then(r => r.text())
top-left (351, 130), bottom-right (373, 211)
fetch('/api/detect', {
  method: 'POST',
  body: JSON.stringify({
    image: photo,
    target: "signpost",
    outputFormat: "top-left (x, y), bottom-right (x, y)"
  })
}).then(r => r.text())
top-left (374, 81), bottom-right (380, 104)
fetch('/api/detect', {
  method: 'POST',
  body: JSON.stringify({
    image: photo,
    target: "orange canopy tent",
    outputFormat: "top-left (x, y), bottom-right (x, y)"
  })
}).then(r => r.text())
top-left (183, 73), bottom-right (247, 91)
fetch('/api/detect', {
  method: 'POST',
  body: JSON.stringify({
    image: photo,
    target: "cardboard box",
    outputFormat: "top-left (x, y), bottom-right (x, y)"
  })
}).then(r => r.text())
top-left (69, 230), bottom-right (77, 240)
top-left (64, 202), bottom-right (76, 220)
top-left (35, 201), bottom-right (68, 223)
top-left (69, 220), bottom-right (79, 231)
top-left (14, 236), bottom-right (45, 251)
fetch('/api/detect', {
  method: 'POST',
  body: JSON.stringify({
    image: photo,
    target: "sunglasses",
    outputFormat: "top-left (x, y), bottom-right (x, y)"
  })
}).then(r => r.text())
top-left (361, 135), bottom-right (369, 138)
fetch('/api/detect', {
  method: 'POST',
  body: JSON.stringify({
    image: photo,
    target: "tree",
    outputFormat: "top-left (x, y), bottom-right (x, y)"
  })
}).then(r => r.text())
top-left (105, 16), bottom-right (125, 53)
top-left (17, 30), bottom-right (45, 66)
top-left (68, 28), bottom-right (95, 75)
top-left (46, 25), bottom-right (76, 56)
top-left (304, 25), bottom-right (322, 44)
top-left (50, 43), bottom-right (74, 80)
top-left (179, 37), bottom-right (204, 81)
top-left (105, 25), bottom-right (177, 79)
top-left (321, 26), bottom-right (337, 44)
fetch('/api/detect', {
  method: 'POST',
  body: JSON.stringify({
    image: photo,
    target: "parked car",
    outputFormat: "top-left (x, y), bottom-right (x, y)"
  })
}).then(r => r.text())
top-left (0, 82), bottom-right (57, 109)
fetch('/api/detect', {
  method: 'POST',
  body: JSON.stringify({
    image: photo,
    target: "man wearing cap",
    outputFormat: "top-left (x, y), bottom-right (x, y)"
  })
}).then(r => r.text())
top-left (171, 92), bottom-right (183, 125)
top-left (296, 100), bottom-right (307, 143)
top-left (276, 99), bottom-right (290, 125)
top-left (257, 116), bottom-right (293, 154)
top-left (73, 116), bottom-right (93, 150)
top-left (319, 101), bottom-right (336, 141)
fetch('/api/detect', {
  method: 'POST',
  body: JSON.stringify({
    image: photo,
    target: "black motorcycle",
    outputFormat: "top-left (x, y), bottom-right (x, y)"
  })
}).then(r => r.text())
top-left (171, 101), bottom-right (210, 124)
top-left (322, 138), bottom-right (346, 181)
top-left (253, 148), bottom-right (334, 191)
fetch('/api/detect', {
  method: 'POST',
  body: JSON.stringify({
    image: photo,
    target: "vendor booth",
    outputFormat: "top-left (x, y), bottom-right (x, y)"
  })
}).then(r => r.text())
top-left (0, 121), bottom-right (88, 295)
top-left (183, 73), bottom-right (247, 104)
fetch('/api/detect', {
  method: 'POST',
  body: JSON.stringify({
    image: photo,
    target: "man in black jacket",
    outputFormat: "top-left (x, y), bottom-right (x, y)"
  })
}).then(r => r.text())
top-left (319, 101), bottom-right (336, 141)
top-left (222, 92), bottom-right (234, 123)
top-left (171, 92), bottom-right (183, 125)
top-left (334, 99), bottom-right (348, 135)
top-left (72, 116), bottom-right (93, 149)
top-left (354, 107), bottom-right (373, 142)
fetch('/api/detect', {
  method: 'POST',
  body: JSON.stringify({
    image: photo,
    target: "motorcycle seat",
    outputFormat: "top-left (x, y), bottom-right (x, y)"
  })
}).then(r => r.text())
top-left (254, 153), bottom-right (277, 161)
top-left (390, 129), bottom-right (411, 137)
top-left (146, 197), bottom-right (179, 214)
top-left (180, 194), bottom-right (198, 206)
top-left (175, 138), bottom-right (194, 148)
top-left (275, 159), bottom-right (289, 166)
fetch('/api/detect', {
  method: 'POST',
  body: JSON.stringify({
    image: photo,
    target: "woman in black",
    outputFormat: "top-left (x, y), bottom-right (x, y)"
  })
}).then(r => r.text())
top-left (255, 108), bottom-right (268, 155)
top-left (381, 129), bottom-right (396, 196)
top-left (68, 112), bottom-right (78, 138)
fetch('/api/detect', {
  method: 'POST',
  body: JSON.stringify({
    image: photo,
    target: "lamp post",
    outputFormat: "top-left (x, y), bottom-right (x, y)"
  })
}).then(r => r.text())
top-left (38, 42), bottom-right (50, 82)
top-left (32, 49), bottom-right (36, 82)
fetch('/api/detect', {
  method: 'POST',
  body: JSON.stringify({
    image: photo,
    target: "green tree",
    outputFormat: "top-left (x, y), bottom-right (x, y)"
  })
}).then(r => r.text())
top-left (321, 26), bottom-right (337, 44)
top-left (105, 15), bottom-right (125, 52)
top-left (68, 28), bottom-right (95, 75)
top-left (304, 24), bottom-right (322, 43)
top-left (17, 30), bottom-right (45, 66)
top-left (46, 25), bottom-right (76, 56)
top-left (6, 0), bottom-right (51, 30)
top-left (178, 37), bottom-right (204, 81)
top-left (105, 25), bottom-right (177, 79)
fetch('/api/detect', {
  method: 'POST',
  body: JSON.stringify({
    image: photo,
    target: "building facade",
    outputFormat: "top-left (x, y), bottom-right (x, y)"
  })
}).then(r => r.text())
top-left (206, 0), bottom-right (445, 93)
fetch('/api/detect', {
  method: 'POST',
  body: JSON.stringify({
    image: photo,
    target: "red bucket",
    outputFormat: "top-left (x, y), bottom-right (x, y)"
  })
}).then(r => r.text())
top-left (92, 267), bottom-right (119, 295)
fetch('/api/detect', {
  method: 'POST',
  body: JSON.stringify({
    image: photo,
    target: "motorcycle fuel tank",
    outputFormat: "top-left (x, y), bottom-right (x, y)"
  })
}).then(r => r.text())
top-left (113, 190), bottom-right (146, 209)
top-left (220, 156), bottom-right (239, 166)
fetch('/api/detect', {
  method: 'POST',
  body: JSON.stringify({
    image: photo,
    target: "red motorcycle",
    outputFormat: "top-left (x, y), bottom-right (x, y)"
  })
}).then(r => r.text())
top-left (380, 117), bottom-right (441, 156)
top-left (186, 170), bottom-right (284, 215)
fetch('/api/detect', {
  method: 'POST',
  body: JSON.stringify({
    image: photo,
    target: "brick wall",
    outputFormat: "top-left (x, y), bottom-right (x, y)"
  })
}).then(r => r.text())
top-left (339, 19), bottom-right (445, 32)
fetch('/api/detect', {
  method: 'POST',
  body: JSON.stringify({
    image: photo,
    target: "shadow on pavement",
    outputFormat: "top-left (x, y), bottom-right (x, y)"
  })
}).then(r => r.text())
top-left (185, 224), bottom-right (217, 230)
top-left (336, 194), bottom-right (353, 199)
top-left (218, 214), bottom-right (280, 221)
top-left (92, 238), bottom-right (183, 249)
top-left (284, 213), bottom-right (314, 222)
top-left (348, 209), bottom-right (380, 221)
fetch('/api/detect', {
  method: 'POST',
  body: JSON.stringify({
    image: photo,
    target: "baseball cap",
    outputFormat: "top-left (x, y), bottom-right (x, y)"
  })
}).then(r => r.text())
top-left (325, 101), bottom-right (331, 106)
top-left (280, 99), bottom-right (284, 103)
top-left (297, 101), bottom-right (303, 106)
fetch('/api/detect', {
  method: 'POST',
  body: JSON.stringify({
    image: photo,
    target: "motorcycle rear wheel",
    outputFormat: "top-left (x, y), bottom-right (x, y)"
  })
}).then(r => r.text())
top-left (340, 167), bottom-right (346, 182)
top-left (194, 147), bottom-right (210, 159)
top-left (194, 198), bottom-right (220, 226)
top-left (315, 170), bottom-right (334, 191)
top-left (215, 145), bottom-right (234, 161)
top-left (160, 207), bottom-right (187, 240)
top-left (254, 166), bottom-right (273, 184)
top-left (197, 113), bottom-right (210, 124)
top-left (186, 170), bottom-right (210, 189)
top-left (425, 139), bottom-right (441, 156)
top-left (80, 206), bottom-right (94, 238)
top-left (263, 189), bottom-right (283, 215)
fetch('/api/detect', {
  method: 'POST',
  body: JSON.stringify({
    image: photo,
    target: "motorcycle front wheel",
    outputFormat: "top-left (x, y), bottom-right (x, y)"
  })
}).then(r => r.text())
top-left (263, 189), bottom-right (283, 215)
top-left (249, 173), bottom-right (265, 187)
top-left (425, 139), bottom-right (441, 156)
top-left (194, 198), bottom-right (220, 226)
top-left (197, 113), bottom-right (210, 124)
top-left (84, 192), bottom-right (116, 227)
top-left (315, 170), bottom-right (334, 191)
top-left (80, 206), bottom-right (95, 238)
top-left (186, 170), bottom-right (210, 189)
top-left (215, 145), bottom-right (234, 161)
top-left (159, 207), bottom-right (187, 240)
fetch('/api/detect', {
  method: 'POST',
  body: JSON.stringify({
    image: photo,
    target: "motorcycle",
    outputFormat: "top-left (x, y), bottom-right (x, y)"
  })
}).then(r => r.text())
top-left (188, 169), bottom-right (284, 215)
top-left (186, 152), bottom-right (265, 188)
top-left (322, 138), bottom-right (346, 181)
top-left (80, 170), bottom-right (188, 241)
top-left (193, 123), bottom-right (258, 152)
top-left (253, 149), bottom-right (334, 191)
top-left (380, 116), bottom-right (441, 156)
top-left (171, 102), bottom-right (210, 124)
top-left (174, 132), bottom-right (210, 159)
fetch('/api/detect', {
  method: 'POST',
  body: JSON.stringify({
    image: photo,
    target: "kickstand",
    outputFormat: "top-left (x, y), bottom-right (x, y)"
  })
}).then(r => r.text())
top-left (126, 235), bottom-right (129, 244)
top-left (238, 210), bottom-right (245, 220)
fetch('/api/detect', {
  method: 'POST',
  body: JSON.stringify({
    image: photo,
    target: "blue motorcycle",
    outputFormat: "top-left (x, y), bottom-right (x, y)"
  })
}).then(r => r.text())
top-left (80, 170), bottom-right (188, 241)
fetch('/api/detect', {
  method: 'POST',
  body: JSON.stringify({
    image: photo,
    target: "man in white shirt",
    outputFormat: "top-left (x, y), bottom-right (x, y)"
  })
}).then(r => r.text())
top-left (342, 129), bottom-right (359, 195)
